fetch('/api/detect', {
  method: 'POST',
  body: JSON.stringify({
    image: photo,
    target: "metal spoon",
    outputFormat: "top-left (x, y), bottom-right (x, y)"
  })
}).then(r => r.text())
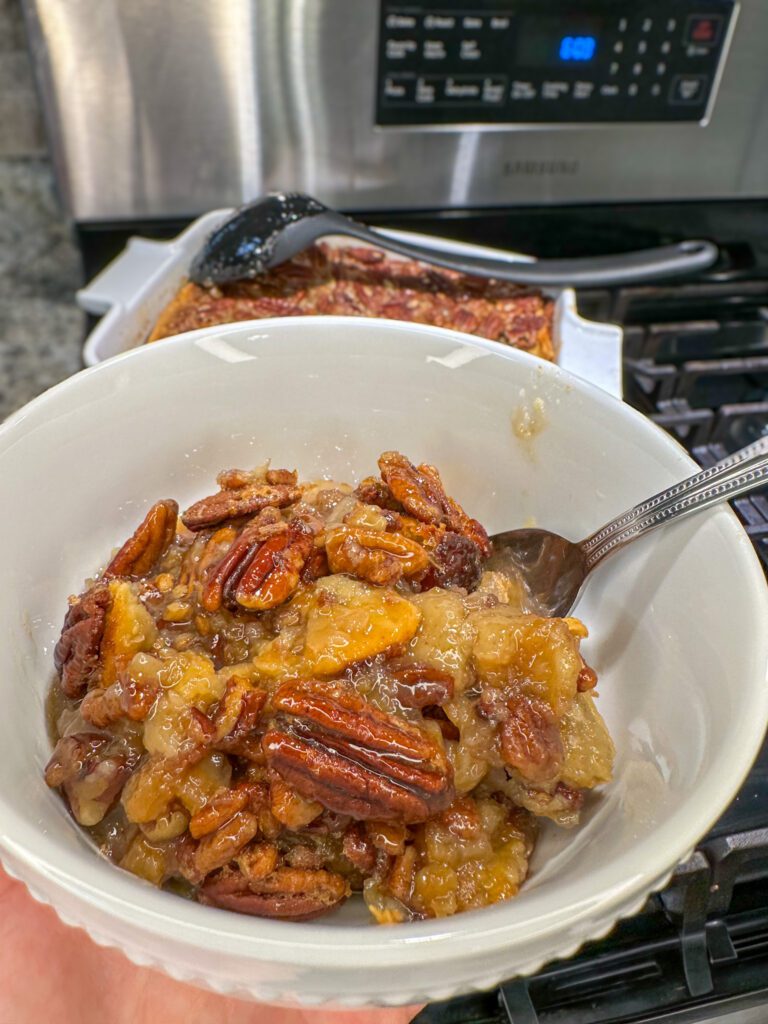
top-left (487, 436), bottom-right (768, 617)
top-left (190, 192), bottom-right (718, 289)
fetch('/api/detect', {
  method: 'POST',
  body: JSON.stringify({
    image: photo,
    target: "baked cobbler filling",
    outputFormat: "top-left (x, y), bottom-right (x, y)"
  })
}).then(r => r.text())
top-left (45, 452), bottom-right (613, 922)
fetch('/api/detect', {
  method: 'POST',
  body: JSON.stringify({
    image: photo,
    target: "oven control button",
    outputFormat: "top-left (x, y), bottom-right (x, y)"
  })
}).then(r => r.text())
top-left (481, 77), bottom-right (506, 103)
top-left (443, 77), bottom-right (481, 100)
top-left (599, 83), bottom-right (620, 97)
top-left (385, 39), bottom-right (417, 60)
top-left (423, 14), bottom-right (455, 30)
top-left (383, 77), bottom-right (413, 102)
top-left (415, 78), bottom-right (437, 103)
top-left (669, 73), bottom-right (709, 104)
top-left (542, 80), bottom-right (570, 100)
top-left (423, 39), bottom-right (447, 60)
top-left (685, 15), bottom-right (723, 46)
top-left (385, 13), bottom-right (416, 30)
top-left (459, 39), bottom-right (481, 61)
top-left (511, 80), bottom-right (537, 100)
top-left (573, 81), bottom-right (595, 100)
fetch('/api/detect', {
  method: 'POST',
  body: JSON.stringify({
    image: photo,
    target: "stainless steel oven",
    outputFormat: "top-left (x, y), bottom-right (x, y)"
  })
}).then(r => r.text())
top-left (21, 0), bottom-right (768, 221)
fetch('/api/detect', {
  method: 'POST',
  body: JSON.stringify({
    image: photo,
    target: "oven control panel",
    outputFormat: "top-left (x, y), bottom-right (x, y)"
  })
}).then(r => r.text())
top-left (376, 1), bottom-right (735, 126)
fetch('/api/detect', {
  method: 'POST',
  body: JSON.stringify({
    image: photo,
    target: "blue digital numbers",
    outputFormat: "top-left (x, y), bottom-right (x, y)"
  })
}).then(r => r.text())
top-left (559, 35), bottom-right (597, 61)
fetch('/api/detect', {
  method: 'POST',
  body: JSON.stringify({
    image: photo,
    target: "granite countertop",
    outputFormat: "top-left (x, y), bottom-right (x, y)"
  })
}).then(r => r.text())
top-left (0, 159), bottom-right (84, 421)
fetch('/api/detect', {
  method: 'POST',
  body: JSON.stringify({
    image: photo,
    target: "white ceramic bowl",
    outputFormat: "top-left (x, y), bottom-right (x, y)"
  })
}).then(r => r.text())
top-left (1, 317), bottom-right (766, 1008)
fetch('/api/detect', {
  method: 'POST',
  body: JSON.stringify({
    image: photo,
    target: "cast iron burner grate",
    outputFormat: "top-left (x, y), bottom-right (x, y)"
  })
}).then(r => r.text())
top-left (585, 275), bottom-right (768, 574)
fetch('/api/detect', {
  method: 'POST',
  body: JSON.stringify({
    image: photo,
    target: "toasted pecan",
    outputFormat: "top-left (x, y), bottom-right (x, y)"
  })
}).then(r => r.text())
top-left (263, 681), bottom-right (454, 822)
top-left (104, 500), bottom-right (178, 579)
top-left (182, 482), bottom-right (300, 530)
top-left (378, 452), bottom-right (490, 557)
top-left (53, 584), bottom-right (111, 698)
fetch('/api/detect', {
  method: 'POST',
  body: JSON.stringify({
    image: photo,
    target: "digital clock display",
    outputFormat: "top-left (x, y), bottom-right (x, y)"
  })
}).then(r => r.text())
top-left (516, 16), bottom-right (603, 66)
top-left (559, 35), bottom-right (597, 61)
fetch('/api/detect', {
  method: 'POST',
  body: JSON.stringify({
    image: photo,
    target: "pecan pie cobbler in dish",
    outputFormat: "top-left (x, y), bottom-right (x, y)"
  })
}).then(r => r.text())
top-left (148, 243), bottom-right (555, 361)
top-left (45, 452), bottom-right (614, 923)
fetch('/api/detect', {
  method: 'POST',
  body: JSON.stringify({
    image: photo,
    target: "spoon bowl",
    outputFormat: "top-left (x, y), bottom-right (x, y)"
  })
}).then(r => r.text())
top-left (489, 436), bottom-right (768, 617)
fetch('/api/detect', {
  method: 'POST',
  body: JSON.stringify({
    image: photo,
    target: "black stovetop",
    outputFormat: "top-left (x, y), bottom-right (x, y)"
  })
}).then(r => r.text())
top-left (76, 199), bottom-right (768, 1024)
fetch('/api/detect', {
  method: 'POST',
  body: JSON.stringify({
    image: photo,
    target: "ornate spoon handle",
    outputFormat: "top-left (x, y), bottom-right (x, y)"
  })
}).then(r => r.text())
top-left (581, 437), bottom-right (768, 572)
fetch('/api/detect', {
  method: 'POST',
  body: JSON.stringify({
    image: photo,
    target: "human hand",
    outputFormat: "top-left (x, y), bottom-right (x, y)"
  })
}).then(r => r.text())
top-left (0, 866), bottom-right (422, 1024)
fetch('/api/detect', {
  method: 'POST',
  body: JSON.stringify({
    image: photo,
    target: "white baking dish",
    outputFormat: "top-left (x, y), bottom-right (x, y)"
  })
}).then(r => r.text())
top-left (78, 210), bottom-right (623, 398)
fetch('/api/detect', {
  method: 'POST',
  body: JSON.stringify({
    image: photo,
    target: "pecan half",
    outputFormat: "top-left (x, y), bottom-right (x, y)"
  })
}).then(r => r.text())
top-left (263, 681), bottom-right (454, 823)
top-left (236, 841), bottom-right (279, 882)
top-left (200, 866), bottom-right (349, 920)
top-left (104, 499), bottom-right (179, 578)
top-left (53, 584), bottom-right (111, 698)
top-left (189, 781), bottom-right (267, 839)
top-left (194, 809), bottom-right (260, 876)
top-left (325, 526), bottom-right (429, 587)
top-left (45, 733), bottom-right (134, 826)
top-left (202, 518), bottom-right (312, 613)
top-left (200, 511), bottom-right (284, 611)
top-left (182, 480), bottom-right (300, 530)
top-left (234, 522), bottom-right (314, 611)
top-left (210, 675), bottom-right (268, 759)
top-left (378, 452), bottom-right (490, 557)
top-left (386, 660), bottom-right (454, 709)
top-left (501, 695), bottom-right (564, 784)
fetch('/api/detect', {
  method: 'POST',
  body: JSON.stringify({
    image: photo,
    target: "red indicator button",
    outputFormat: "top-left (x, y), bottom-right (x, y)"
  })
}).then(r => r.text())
top-left (685, 15), bottom-right (724, 45)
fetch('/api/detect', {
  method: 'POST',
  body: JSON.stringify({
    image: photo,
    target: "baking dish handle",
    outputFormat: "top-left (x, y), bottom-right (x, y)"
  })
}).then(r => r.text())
top-left (76, 238), bottom-right (174, 314)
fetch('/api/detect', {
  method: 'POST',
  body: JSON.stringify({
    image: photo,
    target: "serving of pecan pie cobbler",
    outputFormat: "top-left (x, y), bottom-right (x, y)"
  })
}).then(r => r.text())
top-left (45, 452), bottom-right (614, 923)
top-left (148, 243), bottom-right (555, 361)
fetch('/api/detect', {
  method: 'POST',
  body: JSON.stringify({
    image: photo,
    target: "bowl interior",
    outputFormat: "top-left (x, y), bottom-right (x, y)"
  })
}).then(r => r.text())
top-left (1, 317), bottom-right (766, 961)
